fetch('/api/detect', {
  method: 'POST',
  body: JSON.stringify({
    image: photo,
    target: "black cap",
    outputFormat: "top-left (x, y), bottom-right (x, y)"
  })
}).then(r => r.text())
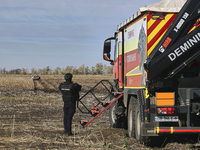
top-left (64, 73), bottom-right (73, 80)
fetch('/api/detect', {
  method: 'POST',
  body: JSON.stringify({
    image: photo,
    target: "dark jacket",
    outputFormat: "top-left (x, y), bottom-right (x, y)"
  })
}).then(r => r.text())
top-left (59, 81), bottom-right (82, 103)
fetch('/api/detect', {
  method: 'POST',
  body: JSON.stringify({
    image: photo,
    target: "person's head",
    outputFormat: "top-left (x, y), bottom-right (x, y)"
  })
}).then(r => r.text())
top-left (64, 73), bottom-right (73, 81)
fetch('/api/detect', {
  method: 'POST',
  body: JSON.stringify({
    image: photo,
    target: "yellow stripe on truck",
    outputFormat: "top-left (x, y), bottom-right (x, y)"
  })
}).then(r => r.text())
top-left (148, 14), bottom-right (174, 43)
top-left (148, 31), bottom-right (166, 56)
top-left (147, 17), bottom-right (156, 29)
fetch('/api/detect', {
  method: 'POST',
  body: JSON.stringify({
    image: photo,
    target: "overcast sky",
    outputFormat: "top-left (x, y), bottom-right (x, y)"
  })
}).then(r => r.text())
top-left (0, 0), bottom-right (161, 71)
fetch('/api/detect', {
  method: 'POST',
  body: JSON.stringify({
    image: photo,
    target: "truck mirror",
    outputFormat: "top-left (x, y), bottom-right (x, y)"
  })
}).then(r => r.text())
top-left (103, 39), bottom-right (111, 54)
top-left (103, 37), bottom-right (115, 64)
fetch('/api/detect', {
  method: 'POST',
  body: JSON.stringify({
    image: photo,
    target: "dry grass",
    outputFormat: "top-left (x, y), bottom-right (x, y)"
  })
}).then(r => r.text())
top-left (0, 75), bottom-right (33, 90)
top-left (0, 75), bottom-right (199, 149)
top-left (0, 74), bottom-right (113, 92)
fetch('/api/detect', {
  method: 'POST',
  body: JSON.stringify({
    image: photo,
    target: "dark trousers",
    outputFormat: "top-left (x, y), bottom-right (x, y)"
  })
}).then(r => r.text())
top-left (63, 102), bottom-right (75, 134)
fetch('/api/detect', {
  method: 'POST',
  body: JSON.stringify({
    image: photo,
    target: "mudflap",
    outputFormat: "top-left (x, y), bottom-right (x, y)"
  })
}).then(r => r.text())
top-left (141, 122), bottom-right (159, 137)
top-left (137, 89), bottom-right (159, 137)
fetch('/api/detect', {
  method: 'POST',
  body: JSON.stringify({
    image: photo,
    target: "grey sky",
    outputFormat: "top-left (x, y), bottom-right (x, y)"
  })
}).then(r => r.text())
top-left (0, 0), bottom-right (161, 71)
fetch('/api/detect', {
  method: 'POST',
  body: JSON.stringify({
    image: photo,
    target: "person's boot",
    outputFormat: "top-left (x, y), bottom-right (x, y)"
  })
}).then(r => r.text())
top-left (67, 132), bottom-right (73, 136)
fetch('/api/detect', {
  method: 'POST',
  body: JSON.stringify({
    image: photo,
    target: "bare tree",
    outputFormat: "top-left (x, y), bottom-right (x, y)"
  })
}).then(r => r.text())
top-left (2, 68), bottom-right (7, 74)
top-left (95, 63), bottom-right (103, 75)
top-left (21, 68), bottom-right (29, 75)
top-left (54, 67), bottom-right (61, 75)
top-left (46, 66), bottom-right (50, 75)
top-left (78, 64), bottom-right (85, 74)
top-left (91, 66), bottom-right (96, 75)
top-left (104, 65), bottom-right (113, 75)
top-left (85, 66), bottom-right (90, 75)
top-left (31, 68), bottom-right (37, 75)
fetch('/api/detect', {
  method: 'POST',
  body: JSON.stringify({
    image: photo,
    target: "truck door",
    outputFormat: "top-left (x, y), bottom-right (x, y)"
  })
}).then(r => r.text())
top-left (113, 32), bottom-right (123, 89)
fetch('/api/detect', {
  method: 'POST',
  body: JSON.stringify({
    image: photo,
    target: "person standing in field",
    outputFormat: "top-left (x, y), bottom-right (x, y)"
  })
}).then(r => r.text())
top-left (59, 73), bottom-right (82, 136)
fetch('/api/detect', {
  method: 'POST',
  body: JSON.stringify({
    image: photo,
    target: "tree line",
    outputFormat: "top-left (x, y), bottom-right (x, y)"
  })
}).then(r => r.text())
top-left (0, 63), bottom-right (113, 75)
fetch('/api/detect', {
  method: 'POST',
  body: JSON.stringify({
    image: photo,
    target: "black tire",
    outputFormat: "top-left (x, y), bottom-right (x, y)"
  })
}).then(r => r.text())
top-left (128, 96), bottom-right (143, 141)
top-left (128, 96), bottom-right (136, 138)
top-left (109, 95), bottom-right (127, 128)
top-left (128, 95), bottom-right (155, 145)
top-left (109, 102), bottom-right (119, 128)
top-left (135, 99), bottom-right (142, 141)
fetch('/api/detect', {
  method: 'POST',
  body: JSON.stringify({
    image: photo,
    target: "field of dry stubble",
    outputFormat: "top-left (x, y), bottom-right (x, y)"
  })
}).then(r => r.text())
top-left (0, 75), bottom-right (200, 150)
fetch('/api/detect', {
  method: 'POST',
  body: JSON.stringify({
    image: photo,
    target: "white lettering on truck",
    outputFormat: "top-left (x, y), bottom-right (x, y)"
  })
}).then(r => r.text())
top-left (168, 32), bottom-right (200, 61)
top-left (127, 53), bottom-right (136, 63)
top-left (174, 12), bottom-right (189, 33)
top-left (159, 45), bottom-right (165, 53)
top-left (128, 29), bottom-right (134, 39)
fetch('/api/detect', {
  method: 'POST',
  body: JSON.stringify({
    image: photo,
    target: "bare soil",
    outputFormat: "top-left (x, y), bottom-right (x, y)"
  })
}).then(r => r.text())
top-left (0, 75), bottom-right (200, 149)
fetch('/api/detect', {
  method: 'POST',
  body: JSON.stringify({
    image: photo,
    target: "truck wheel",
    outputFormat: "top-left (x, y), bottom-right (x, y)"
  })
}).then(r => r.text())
top-left (109, 94), bottom-right (127, 128)
top-left (109, 102), bottom-right (119, 128)
top-left (135, 100), bottom-right (142, 141)
top-left (128, 96), bottom-right (136, 138)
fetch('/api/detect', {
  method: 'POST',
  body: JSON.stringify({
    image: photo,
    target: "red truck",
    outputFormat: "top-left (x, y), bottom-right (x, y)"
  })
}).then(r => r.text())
top-left (103, 0), bottom-right (200, 143)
